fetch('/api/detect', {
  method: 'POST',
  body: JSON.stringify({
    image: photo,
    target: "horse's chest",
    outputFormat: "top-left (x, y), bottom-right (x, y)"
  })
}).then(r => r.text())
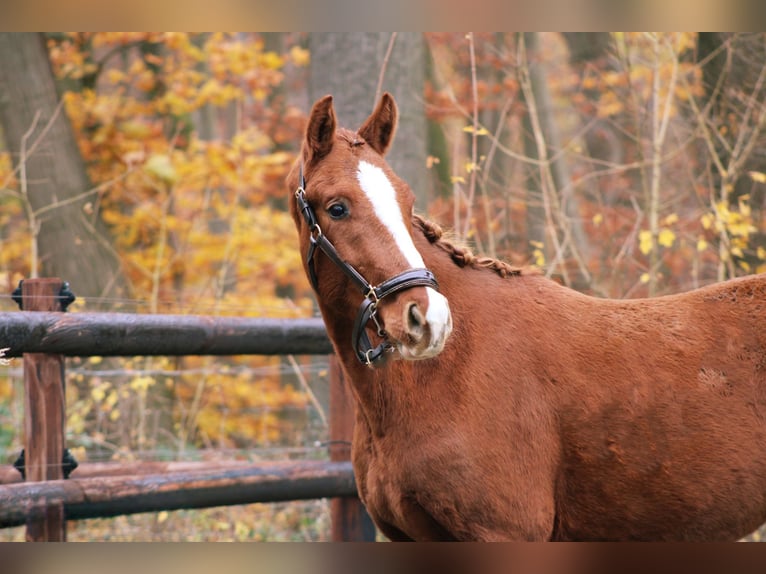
top-left (360, 450), bottom-right (411, 520)
top-left (355, 433), bottom-right (481, 540)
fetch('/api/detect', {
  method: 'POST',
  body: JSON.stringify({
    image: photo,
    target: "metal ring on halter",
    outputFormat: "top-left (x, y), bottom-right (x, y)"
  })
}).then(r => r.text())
top-left (365, 285), bottom-right (379, 304)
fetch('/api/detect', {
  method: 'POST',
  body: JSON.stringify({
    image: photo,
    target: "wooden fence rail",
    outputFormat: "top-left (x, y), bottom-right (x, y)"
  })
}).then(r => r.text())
top-left (0, 312), bottom-right (333, 357)
top-left (0, 460), bottom-right (356, 528)
top-left (0, 277), bottom-right (374, 542)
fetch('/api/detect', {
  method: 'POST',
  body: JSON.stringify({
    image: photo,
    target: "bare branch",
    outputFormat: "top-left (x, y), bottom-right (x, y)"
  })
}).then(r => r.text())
top-left (374, 33), bottom-right (398, 108)
top-left (646, 34), bottom-right (680, 295)
top-left (19, 110), bottom-right (42, 277)
top-left (517, 34), bottom-right (593, 285)
top-left (287, 354), bottom-right (327, 427)
top-left (462, 32), bottom-right (480, 241)
top-left (32, 168), bottom-right (137, 219)
top-left (729, 62), bottom-right (766, 176)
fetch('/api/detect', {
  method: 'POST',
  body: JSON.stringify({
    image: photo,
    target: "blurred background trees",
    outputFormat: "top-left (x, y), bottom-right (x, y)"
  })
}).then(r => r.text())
top-left (0, 33), bottom-right (128, 298)
top-left (4, 32), bottom-right (766, 312)
top-left (1, 32), bottom-right (766, 540)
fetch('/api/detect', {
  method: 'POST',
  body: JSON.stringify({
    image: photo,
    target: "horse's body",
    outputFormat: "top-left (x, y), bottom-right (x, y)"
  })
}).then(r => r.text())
top-left (288, 93), bottom-right (766, 541)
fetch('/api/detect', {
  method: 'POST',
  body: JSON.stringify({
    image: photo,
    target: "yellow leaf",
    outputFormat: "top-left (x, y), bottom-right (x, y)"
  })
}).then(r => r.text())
top-left (260, 51), bottom-right (284, 70)
top-left (289, 45), bottom-right (310, 67)
top-left (697, 238), bottom-right (708, 252)
top-left (119, 120), bottom-right (152, 139)
top-left (592, 213), bottom-right (603, 227)
top-left (462, 125), bottom-right (489, 136)
top-left (157, 511), bottom-right (169, 524)
top-left (657, 228), bottom-right (676, 248)
top-left (738, 201), bottom-right (752, 219)
top-left (729, 221), bottom-right (755, 237)
top-left (757, 246), bottom-right (766, 260)
top-left (106, 69), bottom-right (126, 84)
top-left (130, 376), bottom-right (156, 393)
top-left (749, 171), bottom-right (766, 183)
top-left (638, 230), bottom-right (653, 255)
top-left (662, 213), bottom-right (679, 226)
top-left (105, 390), bottom-right (118, 409)
top-left (144, 154), bottom-right (177, 184)
top-left (426, 155), bottom-right (440, 169)
top-left (91, 386), bottom-right (106, 402)
top-left (700, 213), bottom-right (714, 230)
top-left (640, 272), bottom-right (650, 284)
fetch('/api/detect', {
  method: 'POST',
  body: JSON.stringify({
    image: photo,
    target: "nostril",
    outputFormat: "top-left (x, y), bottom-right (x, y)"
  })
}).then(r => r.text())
top-left (406, 302), bottom-right (426, 340)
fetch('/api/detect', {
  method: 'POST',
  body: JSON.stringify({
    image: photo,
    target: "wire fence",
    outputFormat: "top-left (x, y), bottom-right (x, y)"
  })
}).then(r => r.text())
top-left (0, 353), bottom-right (340, 540)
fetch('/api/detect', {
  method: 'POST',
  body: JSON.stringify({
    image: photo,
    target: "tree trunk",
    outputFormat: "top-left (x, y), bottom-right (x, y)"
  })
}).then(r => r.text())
top-left (0, 33), bottom-right (127, 299)
top-left (308, 33), bottom-right (428, 210)
top-left (520, 33), bottom-right (593, 287)
top-left (561, 32), bottom-right (646, 294)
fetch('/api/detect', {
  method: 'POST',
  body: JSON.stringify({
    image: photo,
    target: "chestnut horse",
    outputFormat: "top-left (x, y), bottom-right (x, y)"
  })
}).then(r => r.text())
top-left (287, 92), bottom-right (766, 541)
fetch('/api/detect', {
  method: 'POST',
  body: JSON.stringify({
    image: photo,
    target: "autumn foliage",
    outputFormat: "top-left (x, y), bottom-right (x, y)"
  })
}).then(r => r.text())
top-left (0, 33), bottom-right (320, 466)
top-left (2, 32), bottom-right (766, 540)
top-left (423, 33), bottom-right (766, 300)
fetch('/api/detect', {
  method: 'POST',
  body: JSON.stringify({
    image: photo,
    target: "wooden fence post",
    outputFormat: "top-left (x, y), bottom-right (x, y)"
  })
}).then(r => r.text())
top-left (18, 278), bottom-right (70, 541)
top-left (328, 355), bottom-right (376, 541)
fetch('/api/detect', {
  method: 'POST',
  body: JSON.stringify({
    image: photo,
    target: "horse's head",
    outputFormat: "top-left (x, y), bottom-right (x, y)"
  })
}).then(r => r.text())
top-left (288, 93), bottom-right (452, 364)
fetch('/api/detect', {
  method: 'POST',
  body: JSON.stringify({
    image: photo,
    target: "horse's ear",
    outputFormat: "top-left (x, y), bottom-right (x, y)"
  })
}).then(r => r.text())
top-left (358, 92), bottom-right (398, 156)
top-left (304, 95), bottom-right (337, 165)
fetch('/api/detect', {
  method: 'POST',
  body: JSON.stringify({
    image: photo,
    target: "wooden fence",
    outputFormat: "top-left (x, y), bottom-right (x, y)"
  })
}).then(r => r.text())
top-left (0, 277), bottom-right (375, 542)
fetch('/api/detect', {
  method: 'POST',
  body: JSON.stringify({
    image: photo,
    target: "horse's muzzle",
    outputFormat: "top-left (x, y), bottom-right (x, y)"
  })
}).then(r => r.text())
top-left (395, 288), bottom-right (452, 360)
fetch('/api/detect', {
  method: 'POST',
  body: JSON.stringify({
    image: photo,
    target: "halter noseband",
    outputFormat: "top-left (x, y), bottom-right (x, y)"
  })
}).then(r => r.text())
top-left (295, 162), bottom-right (440, 366)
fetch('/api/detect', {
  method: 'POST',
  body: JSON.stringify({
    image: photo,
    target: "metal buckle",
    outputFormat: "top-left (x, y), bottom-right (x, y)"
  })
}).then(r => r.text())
top-left (365, 285), bottom-right (379, 304)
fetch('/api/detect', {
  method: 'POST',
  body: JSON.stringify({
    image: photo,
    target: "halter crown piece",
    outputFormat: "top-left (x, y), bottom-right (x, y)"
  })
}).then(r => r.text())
top-left (295, 161), bottom-right (440, 366)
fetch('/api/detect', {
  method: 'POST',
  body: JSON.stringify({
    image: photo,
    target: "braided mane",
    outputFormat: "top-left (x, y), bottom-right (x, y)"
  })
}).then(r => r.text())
top-left (412, 214), bottom-right (537, 278)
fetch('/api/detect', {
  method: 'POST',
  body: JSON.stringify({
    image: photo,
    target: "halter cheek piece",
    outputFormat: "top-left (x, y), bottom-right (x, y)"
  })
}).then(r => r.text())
top-left (295, 162), bottom-right (440, 366)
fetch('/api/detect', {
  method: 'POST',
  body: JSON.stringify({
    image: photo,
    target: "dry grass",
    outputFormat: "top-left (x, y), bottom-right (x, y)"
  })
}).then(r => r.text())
top-left (0, 499), bottom-right (331, 542)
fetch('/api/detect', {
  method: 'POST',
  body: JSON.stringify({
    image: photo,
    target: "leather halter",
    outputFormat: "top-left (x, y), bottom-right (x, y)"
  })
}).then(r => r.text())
top-left (295, 162), bottom-right (440, 366)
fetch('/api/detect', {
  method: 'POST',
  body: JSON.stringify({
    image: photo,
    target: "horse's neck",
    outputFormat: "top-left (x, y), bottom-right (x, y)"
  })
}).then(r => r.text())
top-left (317, 234), bottom-right (484, 438)
top-left (319, 307), bottom-right (404, 436)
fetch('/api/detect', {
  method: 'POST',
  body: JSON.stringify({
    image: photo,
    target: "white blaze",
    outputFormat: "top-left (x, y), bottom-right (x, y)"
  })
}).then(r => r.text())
top-left (356, 161), bottom-right (425, 268)
top-left (356, 161), bottom-right (452, 353)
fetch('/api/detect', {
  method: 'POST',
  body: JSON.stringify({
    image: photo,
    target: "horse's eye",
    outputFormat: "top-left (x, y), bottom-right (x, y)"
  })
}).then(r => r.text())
top-left (327, 203), bottom-right (349, 220)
